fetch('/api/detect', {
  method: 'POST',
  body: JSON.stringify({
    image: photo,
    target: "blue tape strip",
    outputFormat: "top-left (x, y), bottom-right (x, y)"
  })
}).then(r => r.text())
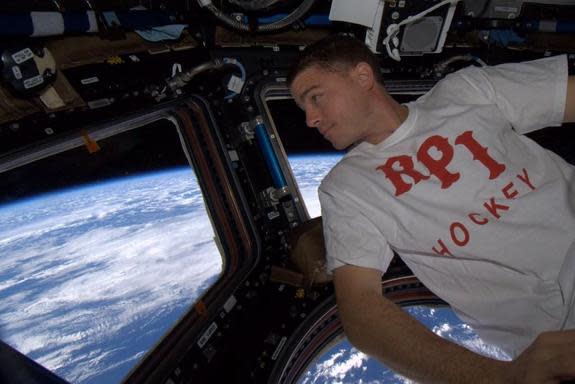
top-left (556, 21), bottom-right (575, 33)
top-left (0, 13), bottom-right (33, 36)
top-left (63, 12), bottom-right (90, 33)
top-left (257, 13), bottom-right (330, 26)
top-left (255, 122), bottom-right (287, 189)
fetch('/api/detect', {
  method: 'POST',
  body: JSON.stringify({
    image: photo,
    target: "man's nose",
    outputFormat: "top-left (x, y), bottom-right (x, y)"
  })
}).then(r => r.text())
top-left (306, 108), bottom-right (321, 128)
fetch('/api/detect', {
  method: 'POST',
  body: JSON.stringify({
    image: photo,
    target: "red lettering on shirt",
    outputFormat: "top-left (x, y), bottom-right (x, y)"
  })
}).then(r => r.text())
top-left (450, 222), bottom-right (470, 247)
top-left (468, 213), bottom-right (488, 225)
top-left (517, 168), bottom-right (535, 191)
top-left (432, 239), bottom-right (453, 256)
top-left (417, 135), bottom-right (460, 189)
top-left (376, 131), bottom-right (506, 197)
top-left (427, 168), bottom-right (538, 257)
top-left (483, 198), bottom-right (510, 219)
top-left (454, 131), bottom-right (506, 179)
top-left (376, 156), bottom-right (429, 196)
top-left (502, 182), bottom-right (518, 199)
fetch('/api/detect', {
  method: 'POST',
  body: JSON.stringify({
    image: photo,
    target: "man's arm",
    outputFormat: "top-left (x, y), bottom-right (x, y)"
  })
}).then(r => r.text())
top-left (564, 76), bottom-right (575, 123)
top-left (334, 264), bottom-right (575, 384)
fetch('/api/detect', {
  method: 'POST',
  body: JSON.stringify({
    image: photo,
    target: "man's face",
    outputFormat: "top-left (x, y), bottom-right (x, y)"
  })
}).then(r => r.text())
top-left (290, 64), bottom-right (372, 150)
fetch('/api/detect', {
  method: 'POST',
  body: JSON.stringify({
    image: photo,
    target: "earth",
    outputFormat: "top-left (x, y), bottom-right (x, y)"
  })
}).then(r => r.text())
top-left (0, 154), bottom-right (506, 384)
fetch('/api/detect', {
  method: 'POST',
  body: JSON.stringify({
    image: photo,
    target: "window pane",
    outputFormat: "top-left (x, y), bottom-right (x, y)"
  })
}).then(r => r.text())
top-left (288, 154), bottom-right (342, 218)
top-left (0, 121), bottom-right (223, 383)
top-left (298, 306), bottom-right (509, 384)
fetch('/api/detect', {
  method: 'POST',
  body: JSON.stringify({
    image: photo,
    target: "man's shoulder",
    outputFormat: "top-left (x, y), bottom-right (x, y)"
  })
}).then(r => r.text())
top-left (319, 151), bottom-right (367, 191)
top-left (416, 68), bottom-right (482, 108)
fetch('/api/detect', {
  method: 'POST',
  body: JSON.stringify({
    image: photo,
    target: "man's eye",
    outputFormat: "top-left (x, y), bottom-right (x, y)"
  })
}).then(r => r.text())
top-left (311, 94), bottom-right (322, 104)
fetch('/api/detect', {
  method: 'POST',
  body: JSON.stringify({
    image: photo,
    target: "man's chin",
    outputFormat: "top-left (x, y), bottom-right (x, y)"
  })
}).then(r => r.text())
top-left (330, 140), bottom-right (348, 151)
top-left (325, 135), bottom-right (351, 151)
top-left (328, 140), bottom-right (340, 150)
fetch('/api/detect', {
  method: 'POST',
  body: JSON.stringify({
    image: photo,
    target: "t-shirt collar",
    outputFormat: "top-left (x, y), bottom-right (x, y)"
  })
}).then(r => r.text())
top-left (350, 102), bottom-right (417, 153)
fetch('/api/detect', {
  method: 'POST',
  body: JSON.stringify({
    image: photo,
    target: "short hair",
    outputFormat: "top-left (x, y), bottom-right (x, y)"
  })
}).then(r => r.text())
top-left (287, 34), bottom-right (382, 87)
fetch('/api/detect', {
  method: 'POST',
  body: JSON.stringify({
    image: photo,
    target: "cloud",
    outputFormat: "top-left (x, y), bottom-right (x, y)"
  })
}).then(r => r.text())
top-left (432, 322), bottom-right (453, 337)
top-left (0, 169), bottom-right (223, 383)
top-left (301, 347), bottom-right (369, 383)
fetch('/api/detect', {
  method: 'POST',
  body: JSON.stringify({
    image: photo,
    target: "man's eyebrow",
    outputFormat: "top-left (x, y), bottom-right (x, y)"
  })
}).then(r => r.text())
top-left (297, 85), bottom-right (320, 106)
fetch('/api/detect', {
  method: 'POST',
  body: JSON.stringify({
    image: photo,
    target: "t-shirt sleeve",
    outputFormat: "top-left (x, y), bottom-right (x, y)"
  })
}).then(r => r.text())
top-left (422, 55), bottom-right (568, 134)
top-left (319, 183), bottom-right (394, 275)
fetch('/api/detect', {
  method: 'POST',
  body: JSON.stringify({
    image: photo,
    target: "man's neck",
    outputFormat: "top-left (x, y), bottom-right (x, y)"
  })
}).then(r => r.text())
top-left (363, 89), bottom-right (409, 145)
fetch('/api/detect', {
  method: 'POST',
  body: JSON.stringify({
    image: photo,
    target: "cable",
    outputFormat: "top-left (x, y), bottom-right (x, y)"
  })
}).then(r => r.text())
top-left (159, 58), bottom-right (246, 101)
top-left (472, 56), bottom-right (487, 67)
top-left (383, 0), bottom-right (460, 61)
top-left (165, 59), bottom-right (224, 91)
top-left (222, 57), bottom-right (246, 100)
top-left (434, 54), bottom-right (487, 75)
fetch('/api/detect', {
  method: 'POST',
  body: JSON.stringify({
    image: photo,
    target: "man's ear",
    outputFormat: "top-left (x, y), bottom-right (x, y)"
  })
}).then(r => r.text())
top-left (352, 62), bottom-right (375, 90)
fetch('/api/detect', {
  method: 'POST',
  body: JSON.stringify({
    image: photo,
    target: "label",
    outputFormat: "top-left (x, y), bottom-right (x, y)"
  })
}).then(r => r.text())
top-left (228, 150), bottom-right (239, 162)
top-left (223, 295), bottom-right (237, 313)
top-left (197, 322), bottom-right (218, 348)
top-left (12, 48), bottom-right (34, 64)
top-left (227, 75), bottom-right (244, 94)
top-left (87, 98), bottom-right (112, 109)
top-left (11, 66), bottom-right (22, 80)
top-left (494, 6), bottom-right (518, 13)
top-left (81, 77), bottom-right (99, 85)
top-left (23, 75), bottom-right (44, 89)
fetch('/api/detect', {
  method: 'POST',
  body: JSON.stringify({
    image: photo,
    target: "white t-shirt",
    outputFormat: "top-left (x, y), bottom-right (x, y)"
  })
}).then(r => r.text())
top-left (319, 55), bottom-right (574, 357)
